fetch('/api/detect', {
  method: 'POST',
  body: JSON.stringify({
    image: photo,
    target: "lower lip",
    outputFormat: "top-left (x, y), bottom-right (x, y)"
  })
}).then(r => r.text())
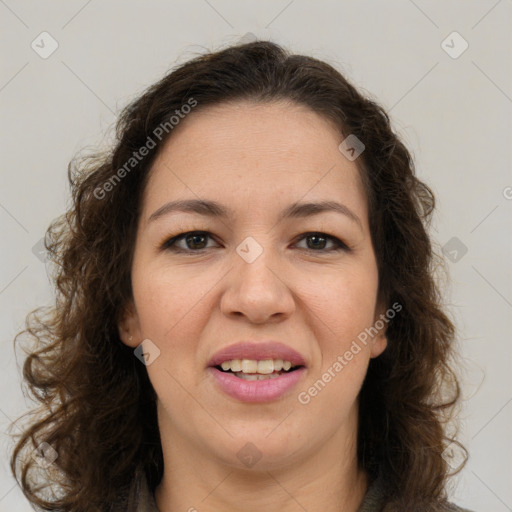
top-left (208, 367), bottom-right (306, 403)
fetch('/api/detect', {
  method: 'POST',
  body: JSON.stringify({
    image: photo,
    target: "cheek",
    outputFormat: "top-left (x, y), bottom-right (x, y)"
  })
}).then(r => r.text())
top-left (295, 269), bottom-right (376, 422)
top-left (131, 266), bottom-right (207, 415)
top-left (131, 258), bottom-right (211, 341)
top-left (298, 264), bottom-right (379, 352)
top-left (129, 278), bottom-right (207, 406)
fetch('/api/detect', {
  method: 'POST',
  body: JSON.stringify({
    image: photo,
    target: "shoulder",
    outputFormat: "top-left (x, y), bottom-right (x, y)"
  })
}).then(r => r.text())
top-left (358, 475), bottom-right (475, 512)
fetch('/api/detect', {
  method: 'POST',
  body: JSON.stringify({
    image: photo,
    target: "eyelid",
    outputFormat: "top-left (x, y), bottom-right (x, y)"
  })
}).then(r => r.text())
top-left (293, 231), bottom-right (349, 248)
top-left (161, 231), bottom-right (219, 252)
top-left (161, 230), bottom-right (351, 254)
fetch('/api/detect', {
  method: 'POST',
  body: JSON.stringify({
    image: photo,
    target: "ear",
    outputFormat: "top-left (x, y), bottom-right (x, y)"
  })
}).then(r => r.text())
top-left (117, 300), bottom-right (142, 348)
top-left (370, 301), bottom-right (388, 359)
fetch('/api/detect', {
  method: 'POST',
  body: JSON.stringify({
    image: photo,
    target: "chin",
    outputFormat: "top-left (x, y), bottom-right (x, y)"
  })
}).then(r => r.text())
top-left (204, 425), bottom-right (309, 472)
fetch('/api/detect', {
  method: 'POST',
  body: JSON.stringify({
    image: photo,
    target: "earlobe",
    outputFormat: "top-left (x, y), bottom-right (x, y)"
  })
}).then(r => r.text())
top-left (370, 301), bottom-right (388, 358)
top-left (117, 301), bottom-right (141, 348)
top-left (370, 332), bottom-right (387, 359)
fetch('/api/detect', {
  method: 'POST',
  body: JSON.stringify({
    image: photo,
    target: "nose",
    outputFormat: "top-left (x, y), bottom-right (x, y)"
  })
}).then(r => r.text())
top-left (220, 243), bottom-right (295, 324)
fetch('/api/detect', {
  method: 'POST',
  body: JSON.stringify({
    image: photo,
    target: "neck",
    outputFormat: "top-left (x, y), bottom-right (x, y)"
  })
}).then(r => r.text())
top-left (154, 411), bottom-right (368, 512)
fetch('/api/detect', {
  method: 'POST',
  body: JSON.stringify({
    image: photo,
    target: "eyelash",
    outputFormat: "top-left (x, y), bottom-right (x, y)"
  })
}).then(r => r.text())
top-left (161, 231), bottom-right (349, 254)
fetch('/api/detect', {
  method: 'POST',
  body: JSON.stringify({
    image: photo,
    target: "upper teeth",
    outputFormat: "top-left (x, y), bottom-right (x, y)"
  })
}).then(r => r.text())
top-left (220, 359), bottom-right (293, 374)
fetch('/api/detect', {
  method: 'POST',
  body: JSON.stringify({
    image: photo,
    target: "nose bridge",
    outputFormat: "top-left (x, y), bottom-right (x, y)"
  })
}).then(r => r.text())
top-left (235, 235), bottom-right (267, 266)
top-left (234, 234), bottom-right (281, 290)
top-left (221, 234), bottom-right (294, 322)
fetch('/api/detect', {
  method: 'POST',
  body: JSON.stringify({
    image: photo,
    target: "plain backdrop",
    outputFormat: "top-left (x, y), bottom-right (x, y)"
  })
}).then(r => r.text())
top-left (1, 1), bottom-right (511, 510)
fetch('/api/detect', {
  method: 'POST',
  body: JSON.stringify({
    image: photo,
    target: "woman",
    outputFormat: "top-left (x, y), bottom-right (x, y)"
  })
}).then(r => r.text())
top-left (11, 40), bottom-right (472, 511)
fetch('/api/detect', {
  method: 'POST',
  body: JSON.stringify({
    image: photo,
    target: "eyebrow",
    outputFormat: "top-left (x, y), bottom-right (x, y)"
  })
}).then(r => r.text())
top-left (148, 198), bottom-right (362, 230)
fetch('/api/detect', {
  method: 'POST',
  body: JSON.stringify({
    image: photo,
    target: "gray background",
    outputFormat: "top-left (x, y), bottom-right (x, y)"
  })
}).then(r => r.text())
top-left (1, 1), bottom-right (511, 510)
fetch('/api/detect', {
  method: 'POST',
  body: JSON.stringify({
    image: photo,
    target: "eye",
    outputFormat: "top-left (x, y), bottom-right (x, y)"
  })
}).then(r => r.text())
top-left (161, 231), bottom-right (349, 254)
top-left (294, 232), bottom-right (349, 252)
top-left (161, 231), bottom-right (219, 252)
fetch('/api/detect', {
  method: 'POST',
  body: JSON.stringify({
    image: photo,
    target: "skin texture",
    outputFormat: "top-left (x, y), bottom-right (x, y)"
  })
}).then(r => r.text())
top-left (118, 100), bottom-right (388, 512)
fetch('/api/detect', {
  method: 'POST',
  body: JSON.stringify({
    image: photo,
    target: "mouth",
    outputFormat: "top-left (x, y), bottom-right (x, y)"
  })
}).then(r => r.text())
top-left (207, 341), bottom-right (307, 402)
top-left (214, 358), bottom-right (304, 381)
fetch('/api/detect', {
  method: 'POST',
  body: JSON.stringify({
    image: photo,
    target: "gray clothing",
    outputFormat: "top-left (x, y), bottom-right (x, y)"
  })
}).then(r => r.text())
top-left (129, 473), bottom-right (473, 512)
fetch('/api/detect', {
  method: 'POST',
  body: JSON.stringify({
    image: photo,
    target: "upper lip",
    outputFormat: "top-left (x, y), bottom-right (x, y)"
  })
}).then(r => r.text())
top-left (208, 341), bottom-right (307, 368)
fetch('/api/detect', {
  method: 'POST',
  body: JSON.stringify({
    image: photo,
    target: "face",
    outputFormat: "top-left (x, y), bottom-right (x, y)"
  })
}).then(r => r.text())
top-left (119, 100), bottom-right (387, 472)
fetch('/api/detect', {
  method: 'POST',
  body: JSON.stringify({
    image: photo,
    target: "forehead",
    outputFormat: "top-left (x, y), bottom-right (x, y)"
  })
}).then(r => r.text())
top-left (140, 100), bottom-right (368, 226)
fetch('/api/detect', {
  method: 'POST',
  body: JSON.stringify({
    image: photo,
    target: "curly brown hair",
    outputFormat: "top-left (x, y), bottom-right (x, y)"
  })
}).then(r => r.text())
top-left (11, 40), bottom-right (466, 511)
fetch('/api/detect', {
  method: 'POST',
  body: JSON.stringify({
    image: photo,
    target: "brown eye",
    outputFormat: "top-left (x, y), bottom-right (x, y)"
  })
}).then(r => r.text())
top-left (306, 234), bottom-right (327, 250)
top-left (162, 231), bottom-right (217, 252)
top-left (184, 233), bottom-right (208, 250)
top-left (162, 231), bottom-right (349, 254)
top-left (295, 232), bottom-right (349, 252)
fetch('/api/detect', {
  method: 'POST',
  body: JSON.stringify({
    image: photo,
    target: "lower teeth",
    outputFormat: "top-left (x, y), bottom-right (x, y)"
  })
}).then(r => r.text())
top-left (234, 372), bottom-right (282, 381)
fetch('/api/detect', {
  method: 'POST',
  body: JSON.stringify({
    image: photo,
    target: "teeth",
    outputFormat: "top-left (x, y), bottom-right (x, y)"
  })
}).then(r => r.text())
top-left (257, 359), bottom-right (274, 374)
top-left (218, 358), bottom-right (297, 374)
top-left (230, 359), bottom-right (242, 372)
top-left (238, 373), bottom-right (258, 381)
top-left (241, 359), bottom-right (258, 373)
top-left (234, 372), bottom-right (281, 381)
